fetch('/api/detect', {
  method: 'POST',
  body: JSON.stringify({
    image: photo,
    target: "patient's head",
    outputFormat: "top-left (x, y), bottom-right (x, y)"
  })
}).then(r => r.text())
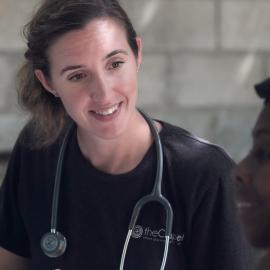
top-left (234, 78), bottom-right (270, 248)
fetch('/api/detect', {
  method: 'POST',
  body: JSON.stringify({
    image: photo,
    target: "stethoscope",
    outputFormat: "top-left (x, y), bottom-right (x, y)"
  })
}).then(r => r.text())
top-left (40, 109), bottom-right (173, 270)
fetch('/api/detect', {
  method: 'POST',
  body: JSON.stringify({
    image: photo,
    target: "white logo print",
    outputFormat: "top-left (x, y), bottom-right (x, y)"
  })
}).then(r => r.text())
top-left (131, 225), bottom-right (184, 246)
top-left (132, 225), bottom-right (144, 239)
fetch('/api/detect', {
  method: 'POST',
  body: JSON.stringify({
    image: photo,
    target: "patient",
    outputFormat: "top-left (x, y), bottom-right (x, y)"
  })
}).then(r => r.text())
top-left (234, 78), bottom-right (270, 270)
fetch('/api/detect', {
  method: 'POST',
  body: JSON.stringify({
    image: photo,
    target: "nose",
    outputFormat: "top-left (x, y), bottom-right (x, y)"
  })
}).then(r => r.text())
top-left (89, 74), bottom-right (111, 103)
top-left (233, 157), bottom-right (252, 185)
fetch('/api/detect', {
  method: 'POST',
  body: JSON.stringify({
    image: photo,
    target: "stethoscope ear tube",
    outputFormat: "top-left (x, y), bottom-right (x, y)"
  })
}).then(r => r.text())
top-left (121, 195), bottom-right (173, 270)
top-left (128, 194), bottom-right (173, 235)
top-left (120, 109), bottom-right (174, 270)
top-left (136, 108), bottom-right (174, 236)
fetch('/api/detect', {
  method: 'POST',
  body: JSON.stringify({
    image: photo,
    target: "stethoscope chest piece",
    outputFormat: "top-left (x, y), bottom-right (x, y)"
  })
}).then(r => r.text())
top-left (41, 231), bottom-right (67, 258)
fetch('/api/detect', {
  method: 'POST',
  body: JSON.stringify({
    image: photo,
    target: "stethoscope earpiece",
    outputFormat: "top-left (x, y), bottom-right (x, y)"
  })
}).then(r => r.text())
top-left (41, 231), bottom-right (67, 258)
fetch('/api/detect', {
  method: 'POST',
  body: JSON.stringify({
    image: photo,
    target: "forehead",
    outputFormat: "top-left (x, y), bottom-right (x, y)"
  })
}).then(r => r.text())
top-left (48, 18), bottom-right (128, 59)
top-left (253, 104), bottom-right (270, 138)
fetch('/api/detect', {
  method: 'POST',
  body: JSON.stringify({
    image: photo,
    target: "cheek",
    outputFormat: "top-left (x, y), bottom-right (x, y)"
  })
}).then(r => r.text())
top-left (57, 88), bottom-right (88, 114)
top-left (254, 170), bottom-right (270, 201)
top-left (120, 68), bottom-right (138, 94)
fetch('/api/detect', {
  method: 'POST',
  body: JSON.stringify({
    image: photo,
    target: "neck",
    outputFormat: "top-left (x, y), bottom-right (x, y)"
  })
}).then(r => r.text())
top-left (77, 111), bottom-right (160, 174)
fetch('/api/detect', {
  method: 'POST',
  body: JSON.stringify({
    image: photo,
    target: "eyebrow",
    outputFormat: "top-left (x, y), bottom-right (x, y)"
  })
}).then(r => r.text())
top-left (103, 49), bottom-right (128, 60)
top-left (60, 65), bottom-right (85, 76)
top-left (60, 50), bottom-right (128, 76)
top-left (252, 128), bottom-right (270, 138)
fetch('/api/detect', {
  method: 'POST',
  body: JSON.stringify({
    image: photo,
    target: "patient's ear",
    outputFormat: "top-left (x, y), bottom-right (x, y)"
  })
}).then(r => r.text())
top-left (34, 69), bottom-right (59, 97)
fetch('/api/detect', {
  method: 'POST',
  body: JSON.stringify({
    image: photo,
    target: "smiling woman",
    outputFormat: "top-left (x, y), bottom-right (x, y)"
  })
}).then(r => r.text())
top-left (17, 0), bottom-right (140, 148)
top-left (0, 0), bottom-right (251, 270)
top-left (34, 18), bottom-right (142, 152)
top-left (234, 78), bottom-right (270, 270)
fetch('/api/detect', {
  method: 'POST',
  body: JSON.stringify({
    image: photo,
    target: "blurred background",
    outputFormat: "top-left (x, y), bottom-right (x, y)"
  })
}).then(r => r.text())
top-left (0, 0), bottom-right (268, 183)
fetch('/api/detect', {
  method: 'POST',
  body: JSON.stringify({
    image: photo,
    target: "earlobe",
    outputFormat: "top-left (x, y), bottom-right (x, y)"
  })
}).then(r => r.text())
top-left (34, 69), bottom-right (59, 97)
top-left (136, 37), bottom-right (142, 71)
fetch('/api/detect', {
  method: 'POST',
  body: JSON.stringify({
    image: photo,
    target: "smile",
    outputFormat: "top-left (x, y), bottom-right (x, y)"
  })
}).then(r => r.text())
top-left (236, 201), bottom-right (258, 209)
top-left (93, 103), bottom-right (120, 116)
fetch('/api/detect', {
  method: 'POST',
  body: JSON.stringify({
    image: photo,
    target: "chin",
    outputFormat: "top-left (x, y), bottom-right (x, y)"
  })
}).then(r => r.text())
top-left (245, 224), bottom-right (270, 249)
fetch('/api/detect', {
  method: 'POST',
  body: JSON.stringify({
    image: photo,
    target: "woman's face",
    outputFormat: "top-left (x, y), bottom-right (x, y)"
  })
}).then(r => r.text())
top-left (234, 104), bottom-right (270, 248)
top-left (35, 18), bottom-right (142, 140)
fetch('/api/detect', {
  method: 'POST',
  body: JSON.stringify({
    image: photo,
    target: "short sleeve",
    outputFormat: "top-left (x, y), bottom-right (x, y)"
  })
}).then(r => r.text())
top-left (0, 140), bottom-right (31, 258)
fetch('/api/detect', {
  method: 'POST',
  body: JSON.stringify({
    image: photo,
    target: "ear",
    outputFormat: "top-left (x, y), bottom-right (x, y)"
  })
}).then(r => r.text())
top-left (135, 37), bottom-right (142, 71)
top-left (34, 69), bottom-right (59, 97)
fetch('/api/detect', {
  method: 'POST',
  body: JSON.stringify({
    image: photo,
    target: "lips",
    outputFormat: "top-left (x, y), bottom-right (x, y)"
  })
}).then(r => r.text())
top-left (89, 102), bottom-right (122, 122)
top-left (236, 201), bottom-right (258, 209)
top-left (235, 187), bottom-right (261, 217)
top-left (236, 192), bottom-right (259, 210)
top-left (236, 196), bottom-right (262, 225)
top-left (93, 103), bottom-right (120, 116)
top-left (235, 185), bottom-right (260, 210)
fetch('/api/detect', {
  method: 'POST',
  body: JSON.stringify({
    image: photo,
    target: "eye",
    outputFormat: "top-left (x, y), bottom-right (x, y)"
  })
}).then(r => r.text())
top-left (68, 73), bottom-right (87, 82)
top-left (253, 148), bottom-right (270, 163)
top-left (110, 61), bottom-right (124, 70)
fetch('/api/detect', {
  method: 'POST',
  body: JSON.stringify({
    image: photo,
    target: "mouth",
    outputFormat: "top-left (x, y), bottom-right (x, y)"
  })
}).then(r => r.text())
top-left (237, 201), bottom-right (258, 209)
top-left (236, 188), bottom-right (260, 211)
top-left (89, 102), bottom-right (123, 122)
top-left (236, 199), bottom-right (261, 223)
top-left (92, 103), bottom-right (120, 116)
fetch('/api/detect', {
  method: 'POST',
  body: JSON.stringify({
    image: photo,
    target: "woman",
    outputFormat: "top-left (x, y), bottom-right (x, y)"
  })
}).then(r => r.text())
top-left (234, 78), bottom-right (270, 270)
top-left (0, 0), bottom-right (250, 269)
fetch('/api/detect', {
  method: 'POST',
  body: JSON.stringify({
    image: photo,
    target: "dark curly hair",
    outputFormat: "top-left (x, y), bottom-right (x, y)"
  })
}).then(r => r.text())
top-left (255, 78), bottom-right (270, 104)
top-left (17, 0), bottom-right (138, 148)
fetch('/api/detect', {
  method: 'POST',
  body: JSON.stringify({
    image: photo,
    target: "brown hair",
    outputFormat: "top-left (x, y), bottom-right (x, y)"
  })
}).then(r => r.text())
top-left (17, 0), bottom-right (138, 147)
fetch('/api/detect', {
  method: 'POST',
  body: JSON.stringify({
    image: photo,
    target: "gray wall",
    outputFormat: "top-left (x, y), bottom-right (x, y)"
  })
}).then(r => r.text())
top-left (0, 0), bottom-right (268, 182)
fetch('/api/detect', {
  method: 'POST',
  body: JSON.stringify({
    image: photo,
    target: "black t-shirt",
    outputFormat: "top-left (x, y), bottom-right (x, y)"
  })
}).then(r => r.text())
top-left (0, 121), bottom-right (252, 269)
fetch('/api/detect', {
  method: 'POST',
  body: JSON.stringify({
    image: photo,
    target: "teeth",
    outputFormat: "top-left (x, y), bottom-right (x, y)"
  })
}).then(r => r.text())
top-left (237, 202), bottom-right (255, 208)
top-left (95, 104), bottom-right (119, 116)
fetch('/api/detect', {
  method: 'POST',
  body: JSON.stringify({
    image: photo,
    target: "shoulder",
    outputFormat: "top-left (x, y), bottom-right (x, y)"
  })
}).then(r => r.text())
top-left (3, 121), bottom-right (71, 186)
top-left (160, 121), bottom-right (233, 165)
top-left (15, 119), bottom-right (70, 151)
top-left (158, 121), bottom-right (237, 210)
top-left (159, 121), bottom-right (234, 187)
top-left (9, 120), bottom-right (64, 164)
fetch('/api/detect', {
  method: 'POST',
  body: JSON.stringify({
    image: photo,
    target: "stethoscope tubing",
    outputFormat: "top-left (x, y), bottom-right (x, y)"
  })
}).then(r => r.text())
top-left (51, 121), bottom-right (75, 232)
top-left (44, 108), bottom-right (174, 269)
top-left (120, 109), bottom-right (173, 270)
